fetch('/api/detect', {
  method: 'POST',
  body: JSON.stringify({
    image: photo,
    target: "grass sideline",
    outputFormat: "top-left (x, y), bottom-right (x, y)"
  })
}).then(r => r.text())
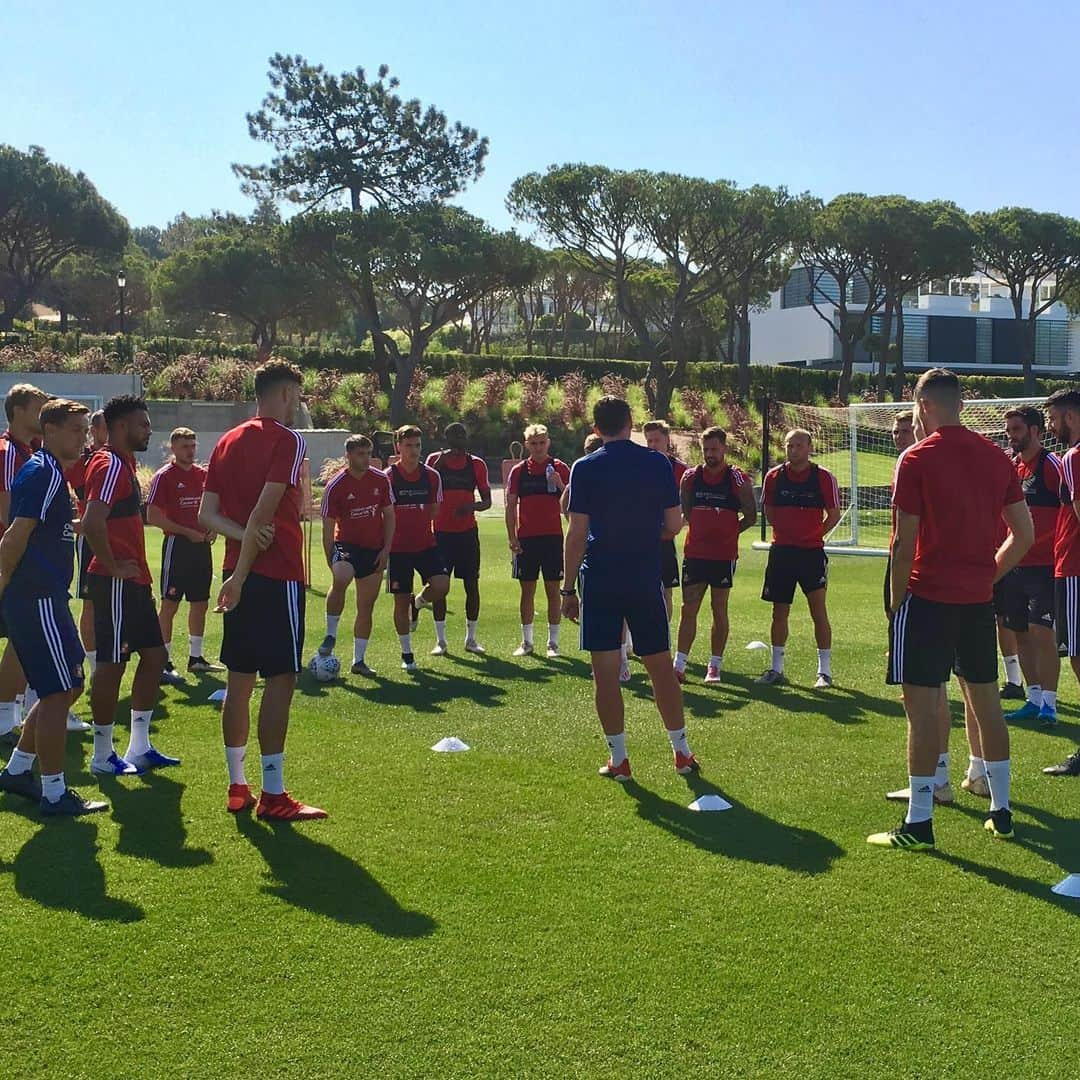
top-left (2, 516), bottom-right (1078, 1078)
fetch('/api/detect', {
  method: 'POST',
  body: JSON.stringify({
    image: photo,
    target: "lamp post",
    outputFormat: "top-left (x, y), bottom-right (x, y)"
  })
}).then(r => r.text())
top-left (117, 268), bottom-right (127, 335)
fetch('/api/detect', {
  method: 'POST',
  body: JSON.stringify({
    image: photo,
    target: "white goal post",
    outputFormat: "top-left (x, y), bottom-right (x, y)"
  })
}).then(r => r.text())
top-left (753, 397), bottom-right (1066, 557)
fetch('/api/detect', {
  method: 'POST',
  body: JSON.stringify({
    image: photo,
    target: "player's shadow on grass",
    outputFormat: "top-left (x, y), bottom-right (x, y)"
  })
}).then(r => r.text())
top-left (235, 815), bottom-right (438, 936)
top-left (298, 667), bottom-right (508, 713)
top-left (0, 818), bottom-right (144, 923)
top-left (98, 772), bottom-right (214, 870)
top-left (750, 680), bottom-right (905, 725)
top-left (442, 651), bottom-right (578, 685)
top-left (623, 774), bottom-right (844, 875)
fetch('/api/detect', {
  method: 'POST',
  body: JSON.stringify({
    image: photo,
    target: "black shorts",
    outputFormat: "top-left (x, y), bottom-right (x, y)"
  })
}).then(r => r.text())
top-left (762, 545), bottom-right (828, 605)
top-left (387, 548), bottom-right (448, 594)
top-left (660, 540), bottom-right (680, 590)
top-left (887, 594), bottom-right (997, 687)
top-left (435, 528), bottom-right (481, 581)
top-left (513, 534), bottom-right (563, 583)
top-left (997, 565), bottom-right (1054, 632)
top-left (160, 535), bottom-right (213, 603)
top-left (682, 558), bottom-right (736, 590)
top-left (87, 576), bottom-right (164, 664)
top-left (332, 542), bottom-right (381, 580)
top-left (1056, 577), bottom-right (1080, 657)
top-left (221, 573), bottom-right (305, 678)
top-left (76, 535), bottom-right (93, 600)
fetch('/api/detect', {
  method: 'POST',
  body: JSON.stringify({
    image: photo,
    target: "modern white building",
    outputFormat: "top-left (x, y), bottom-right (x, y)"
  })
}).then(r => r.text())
top-left (749, 267), bottom-right (1080, 374)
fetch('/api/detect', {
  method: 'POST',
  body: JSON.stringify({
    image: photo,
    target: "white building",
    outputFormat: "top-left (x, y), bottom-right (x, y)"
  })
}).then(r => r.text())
top-left (749, 268), bottom-right (1080, 375)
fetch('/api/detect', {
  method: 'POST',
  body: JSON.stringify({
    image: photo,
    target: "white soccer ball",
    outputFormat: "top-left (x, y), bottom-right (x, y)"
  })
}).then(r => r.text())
top-left (307, 654), bottom-right (341, 683)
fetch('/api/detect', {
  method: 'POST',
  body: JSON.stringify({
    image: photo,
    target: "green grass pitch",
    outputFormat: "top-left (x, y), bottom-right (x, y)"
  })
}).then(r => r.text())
top-left (2, 516), bottom-right (1078, 1078)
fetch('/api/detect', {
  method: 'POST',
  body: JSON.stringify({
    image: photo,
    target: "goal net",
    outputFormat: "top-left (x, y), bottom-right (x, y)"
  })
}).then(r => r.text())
top-left (756, 397), bottom-right (1064, 556)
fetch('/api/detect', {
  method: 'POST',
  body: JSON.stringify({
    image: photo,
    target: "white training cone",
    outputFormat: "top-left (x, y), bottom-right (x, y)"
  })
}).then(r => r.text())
top-left (432, 737), bottom-right (470, 753)
top-left (207, 689), bottom-right (227, 704)
top-left (688, 794), bottom-right (732, 812)
top-left (1051, 874), bottom-right (1080, 898)
top-left (745, 640), bottom-right (769, 651)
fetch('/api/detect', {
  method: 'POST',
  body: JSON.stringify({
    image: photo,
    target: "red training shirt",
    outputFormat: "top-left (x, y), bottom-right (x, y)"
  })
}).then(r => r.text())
top-left (204, 418), bottom-right (306, 582)
top-left (148, 461), bottom-right (208, 535)
top-left (321, 467), bottom-right (394, 548)
top-left (387, 463), bottom-right (442, 553)
top-left (893, 425), bottom-right (1023, 604)
top-left (682, 464), bottom-right (750, 561)
top-left (1014, 450), bottom-right (1061, 569)
top-left (0, 430), bottom-right (38, 538)
top-left (762, 462), bottom-right (839, 549)
top-left (1054, 445), bottom-right (1080, 578)
top-left (65, 446), bottom-right (95, 517)
top-left (506, 457), bottom-right (570, 539)
top-left (667, 455), bottom-right (688, 487)
top-left (425, 451), bottom-right (490, 533)
top-left (84, 446), bottom-right (152, 586)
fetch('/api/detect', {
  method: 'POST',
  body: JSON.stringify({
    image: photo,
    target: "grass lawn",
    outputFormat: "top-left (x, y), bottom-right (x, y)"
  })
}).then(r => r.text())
top-left (2, 516), bottom-right (1078, 1078)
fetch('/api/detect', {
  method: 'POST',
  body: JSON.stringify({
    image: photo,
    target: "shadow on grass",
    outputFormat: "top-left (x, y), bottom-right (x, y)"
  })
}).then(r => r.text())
top-left (297, 666), bottom-right (509, 714)
top-left (0, 816), bottom-right (144, 922)
top-left (748, 678), bottom-right (905, 725)
top-left (98, 771), bottom-right (213, 869)
top-left (235, 814), bottom-right (437, 935)
top-left (622, 773), bottom-right (844, 875)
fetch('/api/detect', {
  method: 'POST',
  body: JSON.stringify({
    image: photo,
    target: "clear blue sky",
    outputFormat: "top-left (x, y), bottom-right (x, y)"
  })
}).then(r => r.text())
top-left (6, 0), bottom-right (1079, 234)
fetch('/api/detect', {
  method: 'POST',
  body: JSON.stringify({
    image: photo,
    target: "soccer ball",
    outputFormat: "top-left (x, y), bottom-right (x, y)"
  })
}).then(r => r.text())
top-left (307, 654), bottom-right (341, 682)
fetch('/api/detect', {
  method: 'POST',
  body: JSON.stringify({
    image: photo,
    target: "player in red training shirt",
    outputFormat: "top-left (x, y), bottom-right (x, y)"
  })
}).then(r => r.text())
top-left (386, 424), bottom-right (449, 672)
top-left (426, 422), bottom-right (491, 655)
top-left (673, 426), bottom-right (756, 686)
top-left (202, 360), bottom-right (325, 821)
top-left (317, 434), bottom-right (395, 676)
top-left (0, 384), bottom-right (50, 747)
top-left (147, 427), bottom-right (220, 681)
top-left (1043, 389), bottom-right (1080, 778)
top-left (872, 369), bottom-right (1032, 851)
top-left (82, 395), bottom-right (180, 775)
top-left (506, 423), bottom-right (570, 658)
top-left (758, 429), bottom-right (840, 688)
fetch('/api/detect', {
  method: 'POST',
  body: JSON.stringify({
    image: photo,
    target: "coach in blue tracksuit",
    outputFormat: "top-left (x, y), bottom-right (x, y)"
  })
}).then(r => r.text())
top-left (0, 399), bottom-right (107, 817)
top-left (561, 395), bottom-right (700, 782)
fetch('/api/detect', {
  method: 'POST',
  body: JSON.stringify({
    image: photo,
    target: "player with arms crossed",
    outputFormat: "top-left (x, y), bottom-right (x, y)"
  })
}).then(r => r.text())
top-left (674, 426), bottom-right (756, 685)
top-left (426, 423), bottom-right (491, 655)
top-left (148, 427), bottom-right (220, 681)
top-left (385, 425), bottom-right (449, 672)
top-left (872, 369), bottom-right (1032, 850)
top-left (563, 396), bottom-right (698, 781)
top-left (317, 434), bottom-right (395, 676)
top-left (758, 429), bottom-right (840, 688)
top-left (506, 424), bottom-right (569, 657)
top-left (0, 400), bottom-right (107, 816)
top-left (203, 360), bottom-right (326, 820)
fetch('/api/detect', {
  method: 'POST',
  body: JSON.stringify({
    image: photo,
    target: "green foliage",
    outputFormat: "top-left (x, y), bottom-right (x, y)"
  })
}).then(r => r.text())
top-left (38, 244), bottom-right (153, 332)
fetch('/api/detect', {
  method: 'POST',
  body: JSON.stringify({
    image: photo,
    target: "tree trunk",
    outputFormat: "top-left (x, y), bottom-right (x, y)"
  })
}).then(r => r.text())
top-left (388, 340), bottom-right (426, 426)
top-left (735, 306), bottom-right (752, 402)
top-left (253, 322), bottom-right (274, 362)
top-left (0, 309), bottom-right (14, 332)
top-left (891, 299), bottom-right (906, 400)
top-left (875, 296), bottom-right (894, 402)
top-left (838, 337), bottom-right (856, 404)
top-left (1023, 313), bottom-right (1038, 395)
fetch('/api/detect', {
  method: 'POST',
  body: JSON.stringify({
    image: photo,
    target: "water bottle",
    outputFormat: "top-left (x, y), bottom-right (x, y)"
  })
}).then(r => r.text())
top-left (545, 463), bottom-right (557, 493)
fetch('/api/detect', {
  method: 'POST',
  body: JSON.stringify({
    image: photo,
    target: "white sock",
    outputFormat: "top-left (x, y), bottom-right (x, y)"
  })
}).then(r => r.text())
top-left (817, 648), bottom-right (832, 677)
top-left (985, 758), bottom-right (1011, 812)
top-left (771, 646), bottom-right (785, 674)
top-left (674, 651), bottom-right (688, 672)
top-left (667, 726), bottom-right (691, 757)
top-left (126, 710), bottom-right (153, 757)
top-left (225, 745), bottom-right (247, 785)
top-left (85, 649), bottom-right (97, 677)
top-left (709, 654), bottom-right (723, 670)
top-left (522, 623), bottom-right (534, 646)
top-left (353, 637), bottom-right (368, 664)
top-left (189, 635), bottom-right (204, 658)
top-left (434, 620), bottom-right (447, 645)
top-left (548, 623), bottom-right (560, 647)
top-left (1043, 689), bottom-right (1058, 709)
top-left (261, 752), bottom-right (285, 795)
top-left (165, 641), bottom-right (173, 660)
top-left (92, 723), bottom-right (115, 762)
top-left (6, 748), bottom-right (36, 775)
top-left (465, 619), bottom-right (478, 643)
top-left (326, 614), bottom-right (340, 638)
top-left (399, 634), bottom-right (413, 656)
top-left (41, 772), bottom-right (65, 803)
top-left (905, 775), bottom-right (936, 824)
top-left (1003, 654), bottom-right (1021, 686)
top-left (0, 700), bottom-right (18, 736)
top-left (1027, 683), bottom-right (1042, 706)
top-left (934, 751), bottom-right (949, 787)
top-left (606, 732), bottom-right (627, 765)
top-left (967, 754), bottom-right (986, 781)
